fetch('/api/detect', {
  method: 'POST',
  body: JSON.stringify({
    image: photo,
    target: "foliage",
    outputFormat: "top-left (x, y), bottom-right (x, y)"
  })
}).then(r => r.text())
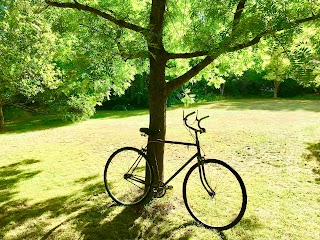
top-left (2, 0), bottom-right (320, 113)
top-left (290, 27), bottom-right (320, 90)
top-left (263, 48), bottom-right (291, 81)
top-left (198, 49), bottom-right (258, 89)
top-left (180, 88), bottom-right (196, 107)
top-left (262, 46), bottom-right (291, 98)
top-left (0, 1), bottom-right (141, 125)
top-left (0, 1), bottom-right (61, 107)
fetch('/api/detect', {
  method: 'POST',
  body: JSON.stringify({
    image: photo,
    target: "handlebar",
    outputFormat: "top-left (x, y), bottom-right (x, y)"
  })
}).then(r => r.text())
top-left (183, 111), bottom-right (209, 133)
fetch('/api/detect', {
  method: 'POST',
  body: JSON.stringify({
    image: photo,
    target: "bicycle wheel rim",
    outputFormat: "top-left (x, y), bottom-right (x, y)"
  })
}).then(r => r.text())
top-left (104, 147), bottom-right (153, 205)
top-left (183, 159), bottom-right (247, 230)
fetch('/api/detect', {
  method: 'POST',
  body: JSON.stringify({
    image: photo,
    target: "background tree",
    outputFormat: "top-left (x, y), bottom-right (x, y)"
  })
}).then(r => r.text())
top-left (0, 1), bottom-right (139, 129)
top-left (43, 0), bottom-right (320, 185)
top-left (0, 1), bottom-right (61, 129)
top-left (262, 47), bottom-right (291, 98)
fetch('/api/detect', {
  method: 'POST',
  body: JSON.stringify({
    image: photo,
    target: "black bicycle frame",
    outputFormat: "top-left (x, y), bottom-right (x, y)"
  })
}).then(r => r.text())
top-left (152, 132), bottom-right (214, 195)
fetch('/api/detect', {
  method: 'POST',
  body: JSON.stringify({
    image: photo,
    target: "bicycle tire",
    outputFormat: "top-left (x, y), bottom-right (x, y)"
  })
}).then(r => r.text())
top-left (104, 147), bottom-right (153, 205)
top-left (183, 159), bottom-right (247, 230)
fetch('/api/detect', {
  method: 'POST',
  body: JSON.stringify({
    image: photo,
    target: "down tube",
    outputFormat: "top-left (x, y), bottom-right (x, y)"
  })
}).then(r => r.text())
top-left (163, 153), bottom-right (198, 186)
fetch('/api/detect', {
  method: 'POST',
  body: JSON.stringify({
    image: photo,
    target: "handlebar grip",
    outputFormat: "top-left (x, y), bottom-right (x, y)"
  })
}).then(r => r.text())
top-left (198, 115), bottom-right (209, 121)
top-left (184, 111), bottom-right (196, 121)
top-left (198, 115), bottom-right (209, 133)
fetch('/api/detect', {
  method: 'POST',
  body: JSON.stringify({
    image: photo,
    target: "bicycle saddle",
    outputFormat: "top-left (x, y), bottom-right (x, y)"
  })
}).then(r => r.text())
top-left (139, 128), bottom-right (160, 136)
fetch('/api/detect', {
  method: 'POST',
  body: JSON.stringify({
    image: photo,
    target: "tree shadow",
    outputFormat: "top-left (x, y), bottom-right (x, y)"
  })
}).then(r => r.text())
top-left (91, 109), bottom-right (149, 120)
top-left (0, 163), bottom-right (144, 239)
top-left (206, 99), bottom-right (320, 112)
top-left (304, 142), bottom-right (320, 184)
top-left (0, 167), bottom-right (246, 239)
top-left (78, 202), bottom-right (144, 239)
top-left (236, 216), bottom-right (264, 231)
top-left (1, 109), bottom-right (149, 133)
top-left (0, 159), bottom-right (41, 204)
top-left (1, 114), bottom-right (71, 134)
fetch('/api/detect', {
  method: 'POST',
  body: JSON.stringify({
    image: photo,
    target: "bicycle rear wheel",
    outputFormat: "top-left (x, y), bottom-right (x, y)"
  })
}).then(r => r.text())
top-left (183, 159), bottom-right (247, 230)
top-left (104, 147), bottom-right (153, 205)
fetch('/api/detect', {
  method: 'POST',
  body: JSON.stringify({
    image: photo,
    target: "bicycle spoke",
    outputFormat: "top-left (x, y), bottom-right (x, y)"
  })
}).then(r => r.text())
top-left (183, 159), bottom-right (247, 230)
top-left (104, 147), bottom-right (153, 205)
top-left (127, 179), bottom-right (145, 190)
top-left (127, 155), bottom-right (144, 174)
top-left (127, 175), bottom-right (146, 185)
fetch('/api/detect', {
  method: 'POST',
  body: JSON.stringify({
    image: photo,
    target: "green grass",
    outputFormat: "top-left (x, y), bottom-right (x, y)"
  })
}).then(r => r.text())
top-left (0, 99), bottom-right (319, 239)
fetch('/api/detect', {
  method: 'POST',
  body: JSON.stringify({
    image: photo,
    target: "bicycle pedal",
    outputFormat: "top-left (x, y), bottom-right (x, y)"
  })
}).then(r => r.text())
top-left (166, 185), bottom-right (173, 190)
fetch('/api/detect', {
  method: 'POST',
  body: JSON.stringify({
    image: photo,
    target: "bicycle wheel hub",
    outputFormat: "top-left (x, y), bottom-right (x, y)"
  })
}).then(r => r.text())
top-left (124, 173), bottom-right (132, 180)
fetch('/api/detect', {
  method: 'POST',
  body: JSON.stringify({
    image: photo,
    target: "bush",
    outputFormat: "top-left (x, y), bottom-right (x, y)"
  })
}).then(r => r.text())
top-left (278, 79), bottom-right (314, 98)
top-left (64, 95), bottom-right (97, 121)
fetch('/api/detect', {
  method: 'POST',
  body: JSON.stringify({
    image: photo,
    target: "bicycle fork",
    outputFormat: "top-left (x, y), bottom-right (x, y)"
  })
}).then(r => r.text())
top-left (198, 158), bottom-right (216, 197)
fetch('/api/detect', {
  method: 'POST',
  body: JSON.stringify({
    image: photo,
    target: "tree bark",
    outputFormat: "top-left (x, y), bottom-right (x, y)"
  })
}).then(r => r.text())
top-left (0, 102), bottom-right (4, 130)
top-left (274, 81), bottom-right (281, 98)
top-left (147, 68), bottom-right (167, 183)
top-left (146, 0), bottom-right (168, 184)
top-left (220, 83), bottom-right (225, 96)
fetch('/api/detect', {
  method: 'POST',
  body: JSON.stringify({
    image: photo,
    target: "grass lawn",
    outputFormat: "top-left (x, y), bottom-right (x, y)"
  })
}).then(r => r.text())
top-left (0, 99), bottom-right (319, 239)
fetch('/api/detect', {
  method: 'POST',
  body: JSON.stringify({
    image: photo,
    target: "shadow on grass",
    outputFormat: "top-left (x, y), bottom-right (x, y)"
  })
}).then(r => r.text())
top-left (206, 99), bottom-right (320, 112)
top-left (304, 142), bottom-right (320, 184)
top-left (0, 159), bottom-right (41, 204)
top-left (1, 109), bottom-right (148, 134)
top-left (0, 168), bottom-right (226, 240)
top-left (91, 109), bottom-right (149, 120)
top-left (0, 159), bottom-right (249, 239)
top-left (237, 216), bottom-right (264, 231)
top-left (0, 175), bottom-right (152, 239)
top-left (1, 114), bottom-right (71, 134)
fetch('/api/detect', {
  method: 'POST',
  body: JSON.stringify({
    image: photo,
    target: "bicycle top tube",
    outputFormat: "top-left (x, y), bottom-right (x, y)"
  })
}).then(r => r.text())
top-left (152, 139), bottom-right (197, 147)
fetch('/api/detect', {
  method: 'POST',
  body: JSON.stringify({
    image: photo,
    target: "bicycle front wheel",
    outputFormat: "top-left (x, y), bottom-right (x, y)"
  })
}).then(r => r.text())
top-left (104, 147), bottom-right (153, 205)
top-left (183, 159), bottom-right (247, 230)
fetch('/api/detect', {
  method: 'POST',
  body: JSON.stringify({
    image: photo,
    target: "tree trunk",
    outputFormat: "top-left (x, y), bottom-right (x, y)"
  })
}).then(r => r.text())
top-left (274, 80), bottom-right (281, 98)
top-left (147, 54), bottom-right (167, 185)
top-left (220, 83), bottom-right (225, 96)
top-left (0, 102), bottom-right (4, 130)
top-left (146, 0), bottom-right (168, 185)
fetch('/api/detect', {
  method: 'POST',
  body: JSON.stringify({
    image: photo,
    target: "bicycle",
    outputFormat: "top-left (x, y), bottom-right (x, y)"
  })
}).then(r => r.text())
top-left (104, 111), bottom-right (247, 230)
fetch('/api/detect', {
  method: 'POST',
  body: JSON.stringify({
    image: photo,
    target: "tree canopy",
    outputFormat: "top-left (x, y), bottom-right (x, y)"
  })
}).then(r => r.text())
top-left (1, 0), bottom-right (320, 181)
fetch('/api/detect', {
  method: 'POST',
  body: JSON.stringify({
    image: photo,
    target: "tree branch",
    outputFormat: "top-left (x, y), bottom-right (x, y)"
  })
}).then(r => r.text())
top-left (231, 12), bottom-right (320, 52)
top-left (166, 55), bottom-right (215, 93)
top-left (166, 12), bottom-right (320, 93)
top-left (166, 51), bottom-right (209, 60)
top-left (45, 0), bottom-right (146, 33)
top-left (232, 0), bottom-right (247, 33)
top-left (231, 30), bottom-right (269, 52)
top-left (294, 13), bottom-right (320, 25)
